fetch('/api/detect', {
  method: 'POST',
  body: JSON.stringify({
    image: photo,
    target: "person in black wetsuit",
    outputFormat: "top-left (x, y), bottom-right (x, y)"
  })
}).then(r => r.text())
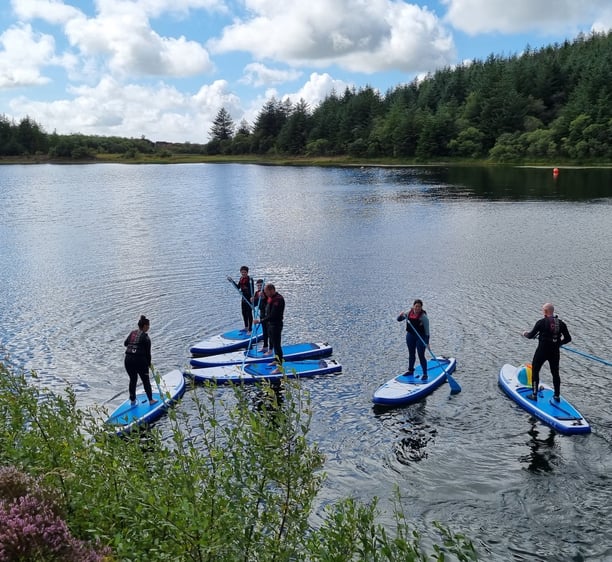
top-left (397, 299), bottom-right (430, 379)
top-left (227, 266), bottom-right (254, 333)
top-left (254, 283), bottom-right (285, 374)
top-left (522, 303), bottom-right (572, 401)
top-left (124, 315), bottom-right (157, 406)
top-left (252, 279), bottom-right (269, 352)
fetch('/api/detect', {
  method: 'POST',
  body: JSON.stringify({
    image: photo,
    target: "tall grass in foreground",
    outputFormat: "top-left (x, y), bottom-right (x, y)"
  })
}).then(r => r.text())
top-left (0, 361), bottom-right (477, 561)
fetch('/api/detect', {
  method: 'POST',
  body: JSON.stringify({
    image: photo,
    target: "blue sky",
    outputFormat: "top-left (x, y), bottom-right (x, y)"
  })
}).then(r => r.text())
top-left (1, 0), bottom-right (611, 143)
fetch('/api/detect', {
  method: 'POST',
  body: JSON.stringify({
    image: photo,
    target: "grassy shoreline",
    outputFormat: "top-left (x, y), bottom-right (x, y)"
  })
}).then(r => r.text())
top-left (2, 153), bottom-right (612, 168)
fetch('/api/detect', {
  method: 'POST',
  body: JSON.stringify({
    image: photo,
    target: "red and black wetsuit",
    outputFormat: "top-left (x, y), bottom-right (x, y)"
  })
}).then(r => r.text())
top-left (260, 292), bottom-right (285, 363)
top-left (232, 276), bottom-right (254, 330)
top-left (525, 315), bottom-right (572, 397)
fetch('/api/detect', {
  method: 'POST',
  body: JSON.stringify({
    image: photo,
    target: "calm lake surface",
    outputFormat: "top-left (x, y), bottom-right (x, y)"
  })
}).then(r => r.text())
top-left (1, 163), bottom-right (611, 561)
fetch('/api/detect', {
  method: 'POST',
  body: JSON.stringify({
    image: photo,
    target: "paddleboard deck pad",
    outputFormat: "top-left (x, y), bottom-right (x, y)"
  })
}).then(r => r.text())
top-left (372, 358), bottom-right (457, 405)
top-left (190, 341), bottom-right (332, 367)
top-left (105, 369), bottom-right (186, 436)
top-left (190, 325), bottom-right (262, 356)
top-left (498, 363), bottom-right (590, 435)
top-left (187, 358), bottom-right (342, 384)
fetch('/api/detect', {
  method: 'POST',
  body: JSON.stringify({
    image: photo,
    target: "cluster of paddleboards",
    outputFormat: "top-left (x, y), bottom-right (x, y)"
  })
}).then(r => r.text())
top-left (105, 327), bottom-right (341, 436)
top-left (372, 358), bottom-right (590, 435)
top-left (187, 329), bottom-right (341, 383)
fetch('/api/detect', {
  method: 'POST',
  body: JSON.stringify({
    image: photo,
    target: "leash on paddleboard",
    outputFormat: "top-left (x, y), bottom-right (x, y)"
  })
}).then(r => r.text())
top-left (562, 345), bottom-right (612, 367)
top-left (403, 313), bottom-right (461, 394)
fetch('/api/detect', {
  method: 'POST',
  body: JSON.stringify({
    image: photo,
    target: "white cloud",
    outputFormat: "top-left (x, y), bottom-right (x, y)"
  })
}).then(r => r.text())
top-left (0, 24), bottom-right (60, 87)
top-left (9, 75), bottom-right (239, 142)
top-left (442, 0), bottom-right (612, 35)
top-left (283, 72), bottom-right (352, 108)
top-left (241, 63), bottom-right (302, 87)
top-left (209, 0), bottom-right (456, 73)
top-left (62, 1), bottom-right (214, 77)
top-left (11, 0), bottom-right (83, 25)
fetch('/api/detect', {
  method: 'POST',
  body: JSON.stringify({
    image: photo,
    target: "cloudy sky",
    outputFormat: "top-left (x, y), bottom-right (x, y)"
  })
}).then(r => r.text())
top-left (1, 0), bottom-right (611, 143)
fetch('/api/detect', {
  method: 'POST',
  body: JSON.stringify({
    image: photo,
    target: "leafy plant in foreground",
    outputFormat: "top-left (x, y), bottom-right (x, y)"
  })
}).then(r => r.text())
top-left (0, 361), bottom-right (478, 561)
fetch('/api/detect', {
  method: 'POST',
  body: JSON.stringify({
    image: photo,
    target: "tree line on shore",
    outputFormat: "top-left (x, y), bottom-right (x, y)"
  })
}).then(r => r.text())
top-left (2, 30), bottom-right (612, 163)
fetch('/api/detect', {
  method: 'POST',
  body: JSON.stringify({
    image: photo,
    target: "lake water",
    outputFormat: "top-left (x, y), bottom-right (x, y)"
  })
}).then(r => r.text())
top-left (1, 163), bottom-right (611, 561)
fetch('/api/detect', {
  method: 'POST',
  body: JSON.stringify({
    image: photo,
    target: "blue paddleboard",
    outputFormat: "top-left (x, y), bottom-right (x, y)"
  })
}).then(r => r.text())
top-left (190, 341), bottom-right (332, 367)
top-left (105, 369), bottom-right (186, 436)
top-left (186, 358), bottom-right (342, 384)
top-left (190, 325), bottom-right (263, 356)
top-left (372, 358), bottom-right (457, 406)
top-left (498, 363), bottom-right (590, 435)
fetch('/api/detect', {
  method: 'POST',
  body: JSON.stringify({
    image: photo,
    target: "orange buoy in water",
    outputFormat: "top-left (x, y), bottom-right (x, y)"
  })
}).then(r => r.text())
top-left (553, 167), bottom-right (559, 177)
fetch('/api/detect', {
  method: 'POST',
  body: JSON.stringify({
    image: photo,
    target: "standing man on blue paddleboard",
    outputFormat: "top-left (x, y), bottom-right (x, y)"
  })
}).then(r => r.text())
top-left (254, 283), bottom-right (285, 374)
top-left (522, 303), bottom-right (572, 402)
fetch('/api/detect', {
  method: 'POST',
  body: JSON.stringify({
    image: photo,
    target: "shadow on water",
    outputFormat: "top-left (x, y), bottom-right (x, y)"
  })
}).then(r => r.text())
top-left (520, 421), bottom-right (558, 473)
top-left (372, 401), bottom-right (437, 464)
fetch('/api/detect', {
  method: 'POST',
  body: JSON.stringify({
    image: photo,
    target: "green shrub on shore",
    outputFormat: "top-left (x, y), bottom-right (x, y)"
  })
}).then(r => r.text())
top-left (0, 361), bottom-right (477, 561)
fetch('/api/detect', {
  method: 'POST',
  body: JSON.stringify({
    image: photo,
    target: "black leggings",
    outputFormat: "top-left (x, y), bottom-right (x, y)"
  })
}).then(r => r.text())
top-left (532, 346), bottom-right (561, 396)
top-left (124, 357), bottom-right (154, 402)
top-left (241, 300), bottom-right (253, 330)
top-left (268, 323), bottom-right (283, 363)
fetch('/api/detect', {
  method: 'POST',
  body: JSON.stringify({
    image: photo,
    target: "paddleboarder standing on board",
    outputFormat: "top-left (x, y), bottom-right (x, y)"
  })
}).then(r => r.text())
top-left (254, 283), bottom-right (285, 374)
top-left (252, 279), bottom-right (269, 352)
top-left (227, 266), bottom-right (255, 334)
top-left (397, 299), bottom-right (430, 380)
top-left (522, 303), bottom-right (572, 402)
top-left (124, 315), bottom-right (157, 407)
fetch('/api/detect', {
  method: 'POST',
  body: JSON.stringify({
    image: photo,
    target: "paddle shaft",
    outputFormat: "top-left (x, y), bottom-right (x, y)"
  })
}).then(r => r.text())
top-left (562, 345), bottom-right (612, 367)
top-left (404, 315), bottom-right (461, 394)
top-left (242, 278), bottom-right (266, 370)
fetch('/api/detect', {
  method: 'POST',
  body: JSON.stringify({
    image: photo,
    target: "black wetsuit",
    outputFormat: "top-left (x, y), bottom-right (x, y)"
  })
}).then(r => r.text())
top-left (525, 315), bottom-right (572, 397)
top-left (254, 288), bottom-right (268, 348)
top-left (124, 329), bottom-right (153, 402)
top-left (231, 276), bottom-right (254, 330)
top-left (260, 292), bottom-right (285, 363)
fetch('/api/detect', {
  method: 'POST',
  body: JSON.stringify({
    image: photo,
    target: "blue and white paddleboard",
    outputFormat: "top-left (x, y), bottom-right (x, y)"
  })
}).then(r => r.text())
top-left (189, 341), bottom-right (332, 367)
top-left (372, 358), bottom-right (457, 406)
top-left (498, 363), bottom-right (591, 435)
top-left (105, 369), bottom-right (186, 436)
top-left (190, 325), bottom-right (262, 356)
top-left (186, 358), bottom-right (342, 384)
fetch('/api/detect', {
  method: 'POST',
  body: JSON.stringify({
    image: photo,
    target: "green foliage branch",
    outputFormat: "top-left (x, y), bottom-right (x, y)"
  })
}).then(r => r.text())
top-left (0, 361), bottom-right (477, 561)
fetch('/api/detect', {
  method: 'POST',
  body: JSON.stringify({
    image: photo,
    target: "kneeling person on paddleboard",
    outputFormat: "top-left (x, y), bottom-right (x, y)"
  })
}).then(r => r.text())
top-left (522, 303), bottom-right (572, 402)
top-left (397, 299), bottom-right (430, 379)
top-left (124, 315), bottom-right (158, 406)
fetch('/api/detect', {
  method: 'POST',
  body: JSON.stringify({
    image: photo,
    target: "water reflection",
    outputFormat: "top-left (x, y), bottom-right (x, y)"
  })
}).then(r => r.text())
top-left (520, 421), bottom-right (558, 473)
top-left (372, 401), bottom-right (436, 464)
top-left (423, 166), bottom-right (612, 201)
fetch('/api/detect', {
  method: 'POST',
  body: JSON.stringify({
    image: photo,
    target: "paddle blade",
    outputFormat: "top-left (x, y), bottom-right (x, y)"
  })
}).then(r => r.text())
top-left (446, 373), bottom-right (461, 394)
